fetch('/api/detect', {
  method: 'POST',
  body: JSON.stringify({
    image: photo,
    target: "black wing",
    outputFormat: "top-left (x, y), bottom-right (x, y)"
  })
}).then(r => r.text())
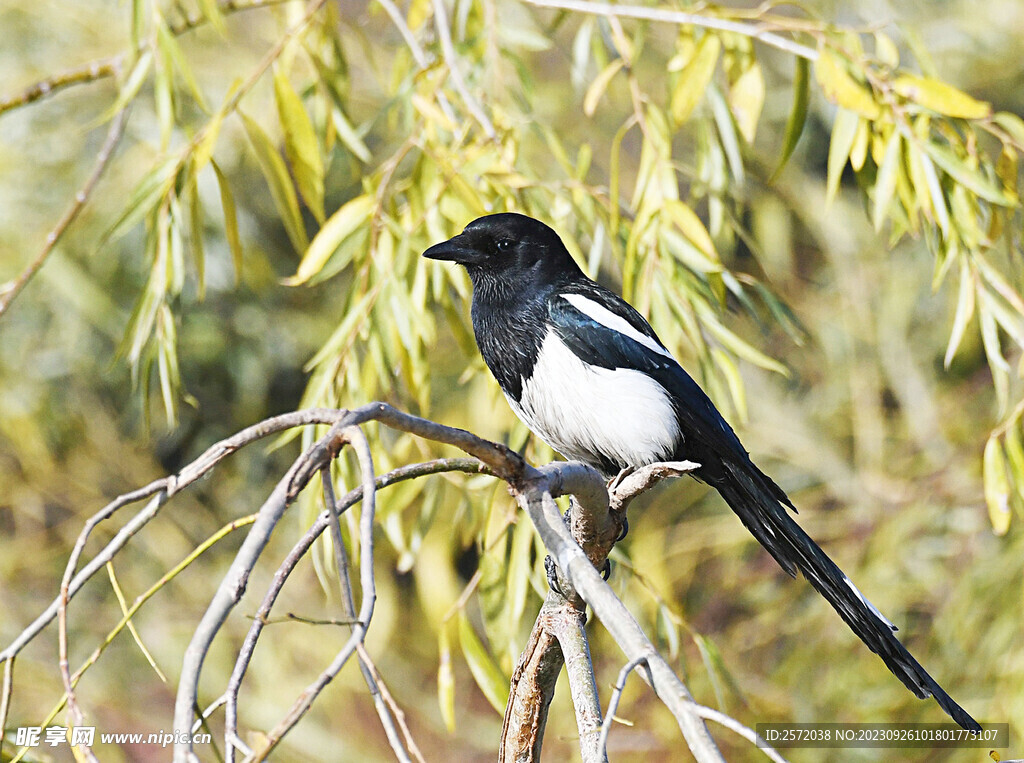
top-left (549, 282), bottom-right (752, 473)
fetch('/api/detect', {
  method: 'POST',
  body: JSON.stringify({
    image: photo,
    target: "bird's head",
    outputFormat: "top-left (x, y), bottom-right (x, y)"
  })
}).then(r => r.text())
top-left (422, 213), bottom-right (580, 287)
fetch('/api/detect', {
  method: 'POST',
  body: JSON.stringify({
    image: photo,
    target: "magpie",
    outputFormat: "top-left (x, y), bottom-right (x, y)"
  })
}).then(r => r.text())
top-left (424, 211), bottom-right (980, 731)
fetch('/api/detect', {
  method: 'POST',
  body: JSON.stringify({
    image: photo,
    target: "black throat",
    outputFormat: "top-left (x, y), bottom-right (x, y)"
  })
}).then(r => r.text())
top-left (467, 266), bottom-right (552, 402)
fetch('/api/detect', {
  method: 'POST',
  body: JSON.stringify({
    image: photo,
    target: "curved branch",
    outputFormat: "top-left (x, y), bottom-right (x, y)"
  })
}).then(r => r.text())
top-left (524, 0), bottom-right (820, 61)
top-left (0, 107), bottom-right (128, 319)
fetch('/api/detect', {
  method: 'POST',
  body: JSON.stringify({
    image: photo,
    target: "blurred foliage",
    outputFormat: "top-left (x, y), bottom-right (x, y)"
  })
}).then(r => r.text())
top-left (1, 0), bottom-right (1023, 761)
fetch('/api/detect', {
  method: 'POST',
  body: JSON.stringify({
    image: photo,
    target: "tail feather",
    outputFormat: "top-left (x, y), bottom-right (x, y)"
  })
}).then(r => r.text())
top-left (714, 459), bottom-right (980, 732)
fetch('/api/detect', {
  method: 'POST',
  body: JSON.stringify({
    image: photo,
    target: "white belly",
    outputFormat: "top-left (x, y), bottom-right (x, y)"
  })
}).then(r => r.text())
top-left (507, 331), bottom-right (679, 469)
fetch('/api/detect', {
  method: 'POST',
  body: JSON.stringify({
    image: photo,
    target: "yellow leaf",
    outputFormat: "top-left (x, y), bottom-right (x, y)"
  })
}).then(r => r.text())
top-left (664, 200), bottom-right (717, 260)
top-left (275, 68), bottom-right (325, 222)
top-left (874, 32), bottom-right (900, 69)
top-left (286, 195), bottom-right (374, 285)
top-left (728, 61), bottom-right (764, 144)
top-left (892, 73), bottom-right (991, 119)
top-left (458, 612), bottom-right (509, 714)
top-left (826, 108), bottom-right (859, 205)
top-left (438, 627), bottom-right (456, 732)
top-left (583, 59), bottom-right (625, 117)
top-left (670, 34), bottom-right (720, 125)
top-left (983, 436), bottom-right (1012, 536)
top-left (872, 132), bottom-right (901, 231)
top-left (815, 46), bottom-right (880, 119)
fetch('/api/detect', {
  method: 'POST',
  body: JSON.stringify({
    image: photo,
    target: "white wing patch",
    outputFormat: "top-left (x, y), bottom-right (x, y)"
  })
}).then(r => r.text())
top-left (560, 293), bottom-right (673, 359)
top-left (509, 329), bottom-right (680, 468)
top-left (842, 574), bottom-right (898, 632)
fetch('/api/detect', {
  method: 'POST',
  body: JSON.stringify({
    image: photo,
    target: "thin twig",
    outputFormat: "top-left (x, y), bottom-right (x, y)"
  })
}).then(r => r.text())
top-left (524, 0), bottom-right (820, 61)
top-left (0, 409), bottom-right (345, 667)
top-left (247, 426), bottom-right (379, 761)
top-left (686, 701), bottom-right (789, 763)
top-left (321, 461), bottom-right (412, 763)
top-left (0, 657), bottom-right (13, 746)
top-left (375, 0), bottom-right (457, 124)
top-left (0, 0), bottom-right (296, 117)
top-left (597, 656), bottom-right (651, 758)
top-left (430, 0), bottom-right (496, 138)
top-left (0, 107), bottom-right (128, 319)
top-left (222, 457), bottom-right (487, 761)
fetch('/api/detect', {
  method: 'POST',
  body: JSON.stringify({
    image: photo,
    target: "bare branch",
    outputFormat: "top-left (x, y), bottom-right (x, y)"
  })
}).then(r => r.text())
top-left (523, 0), bottom-right (820, 61)
top-left (0, 409), bottom-right (345, 667)
top-left (515, 475), bottom-right (725, 762)
top-left (375, 0), bottom-right (458, 124)
top-left (0, 0), bottom-right (298, 118)
top-left (544, 602), bottom-right (606, 762)
top-left (321, 463), bottom-right (413, 763)
top-left (223, 456), bottom-right (487, 761)
top-left (246, 425), bottom-right (378, 761)
top-left (430, 0), bottom-right (496, 138)
top-left (598, 656), bottom-right (651, 758)
top-left (0, 107), bottom-right (128, 319)
top-left (687, 701), bottom-right (789, 763)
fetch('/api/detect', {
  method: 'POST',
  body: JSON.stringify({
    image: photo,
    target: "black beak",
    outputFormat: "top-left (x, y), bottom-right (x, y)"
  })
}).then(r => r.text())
top-left (422, 234), bottom-right (481, 265)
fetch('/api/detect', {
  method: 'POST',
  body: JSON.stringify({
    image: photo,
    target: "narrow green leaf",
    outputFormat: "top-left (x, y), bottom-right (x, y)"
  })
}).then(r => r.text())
top-left (874, 32), bottom-right (900, 69)
top-left (923, 140), bottom-right (1017, 206)
top-left (1004, 425), bottom-right (1024, 502)
top-left (156, 19), bottom-right (208, 111)
top-left (274, 68), bottom-right (325, 222)
top-left (944, 260), bottom-right (975, 367)
top-left (993, 112), bottom-right (1024, 148)
top-left (211, 160), bottom-right (243, 283)
top-left (583, 58), bottom-right (624, 117)
top-left (849, 118), bottom-right (870, 171)
top-left (826, 108), bottom-right (860, 205)
top-left (709, 86), bottom-right (744, 184)
top-left (438, 627), bottom-right (456, 732)
top-left (712, 347), bottom-right (747, 423)
top-left (873, 132), bottom-right (902, 231)
top-left (331, 107), bottom-right (371, 163)
top-left (918, 149), bottom-right (951, 235)
top-left (664, 200), bottom-right (717, 260)
top-left (196, 0), bottom-right (226, 34)
top-left (983, 436), bottom-right (1012, 536)
top-left (286, 194), bottom-right (374, 285)
top-left (102, 49), bottom-right (154, 123)
top-left (240, 111), bottom-right (308, 253)
top-left (670, 34), bottom-right (720, 125)
top-left (458, 612), bottom-right (509, 714)
top-left (770, 57), bottom-right (809, 181)
top-left (727, 61), bottom-right (764, 144)
top-left (102, 156), bottom-right (179, 243)
top-left (188, 181), bottom-right (205, 301)
top-left (814, 46), bottom-right (880, 119)
top-left (892, 73), bottom-right (991, 119)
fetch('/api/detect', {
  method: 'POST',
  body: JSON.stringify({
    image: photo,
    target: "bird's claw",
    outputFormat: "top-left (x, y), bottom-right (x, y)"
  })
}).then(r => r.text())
top-left (615, 514), bottom-right (629, 542)
top-left (544, 555), bottom-right (564, 596)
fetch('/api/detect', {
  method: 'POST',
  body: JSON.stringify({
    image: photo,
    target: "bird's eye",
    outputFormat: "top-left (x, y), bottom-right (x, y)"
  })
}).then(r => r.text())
top-left (496, 239), bottom-right (513, 252)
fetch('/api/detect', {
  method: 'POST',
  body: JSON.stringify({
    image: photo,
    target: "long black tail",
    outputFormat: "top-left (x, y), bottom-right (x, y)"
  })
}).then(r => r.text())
top-left (712, 458), bottom-right (980, 732)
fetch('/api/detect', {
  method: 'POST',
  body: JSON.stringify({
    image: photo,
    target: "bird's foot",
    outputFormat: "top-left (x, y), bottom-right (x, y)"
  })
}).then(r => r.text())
top-left (615, 514), bottom-right (629, 542)
top-left (600, 558), bottom-right (612, 580)
top-left (544, 555), bottom-right (564, 596)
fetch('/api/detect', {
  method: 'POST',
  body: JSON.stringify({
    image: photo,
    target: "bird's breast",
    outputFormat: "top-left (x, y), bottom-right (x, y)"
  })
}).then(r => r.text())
top-left (508, 330), bottom-right (680, 473)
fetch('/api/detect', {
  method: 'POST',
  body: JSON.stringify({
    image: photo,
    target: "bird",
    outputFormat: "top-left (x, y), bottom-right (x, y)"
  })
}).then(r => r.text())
top-left (423, 211), bottom-right (980, 732)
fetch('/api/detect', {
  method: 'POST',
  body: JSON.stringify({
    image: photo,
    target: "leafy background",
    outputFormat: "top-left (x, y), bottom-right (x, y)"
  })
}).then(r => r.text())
top-left (1, 0), bottom-right (1022, 760)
